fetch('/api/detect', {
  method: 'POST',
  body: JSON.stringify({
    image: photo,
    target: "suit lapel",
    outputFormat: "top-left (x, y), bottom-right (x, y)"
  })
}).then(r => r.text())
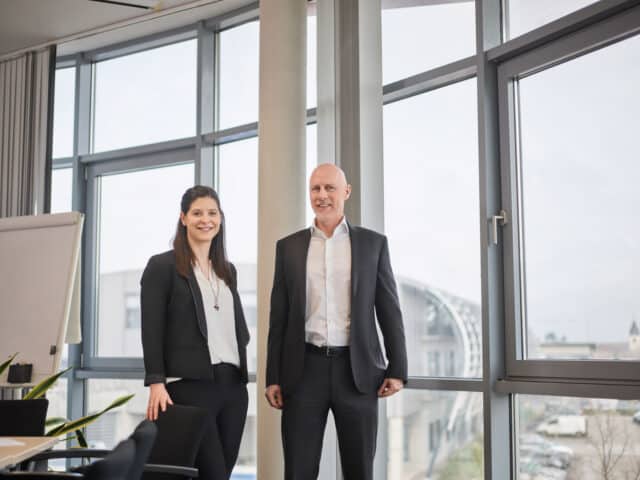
top-left (186, 267), bottom-right (208, 339)
top-left (296, 229), bottom-right (312, 316)
top-left (348, 223), bottom-right (359, 301)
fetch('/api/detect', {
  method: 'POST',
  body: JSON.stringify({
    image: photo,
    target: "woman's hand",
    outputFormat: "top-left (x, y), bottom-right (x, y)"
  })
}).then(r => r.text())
top-left (147, 383), bottom-right (174, 420)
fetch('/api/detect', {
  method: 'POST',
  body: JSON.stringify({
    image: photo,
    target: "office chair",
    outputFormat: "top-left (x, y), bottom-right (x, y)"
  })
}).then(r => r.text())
top-left (0, 438), bottom-right (136, 480)
top-left (142, 404), bottom-right (209, 480)
top-left (0, 399), bottom-right (49, 436)
top-left (23, 422), bottom-right (157, 480)
top-left (27, 414), bottom-right (201, 480)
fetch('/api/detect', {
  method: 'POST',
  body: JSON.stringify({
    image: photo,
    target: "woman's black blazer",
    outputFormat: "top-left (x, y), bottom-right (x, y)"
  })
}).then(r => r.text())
top-left (140, 250), bottom-right (250, 386)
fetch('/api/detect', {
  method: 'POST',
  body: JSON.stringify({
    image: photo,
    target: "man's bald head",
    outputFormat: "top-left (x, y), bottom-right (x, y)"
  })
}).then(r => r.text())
top-left (309, 163), bottom-right (348, 188)
top-left (309, 163), bottom-right (352, 236)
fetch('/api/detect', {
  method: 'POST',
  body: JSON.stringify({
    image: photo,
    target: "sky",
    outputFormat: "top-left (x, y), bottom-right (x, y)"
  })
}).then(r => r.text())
top-left (50, 0), bottom-right (639, 349)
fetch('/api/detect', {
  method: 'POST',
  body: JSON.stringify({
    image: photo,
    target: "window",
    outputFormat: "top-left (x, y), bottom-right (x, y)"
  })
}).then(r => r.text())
top-left (504, 0), bottom-right (600, 40)
top-left (124, 293), bottom-right (140, 329)
top-left (218, 22), bottom-right (259, 129)
top-left (383, 79), bottom-right (481, 378)
top-left (95, 163), bottom-right (195, 357)
top-left (517, 394), bottom-right (640, 480)
top-left (388, 390), bottom-right (483, 479)
top-left (93, 40), bottom-right (197, 152)
top-left (218, 138), bottom-right (258, 372)
top-left (52, 67), bottom-right (75, 159)
top-left (50, 167), bottom-right (72, 213)
top-left (381, 1), bottom-right (475, 85)
top-left (502, 33), bottom-right (640, 365)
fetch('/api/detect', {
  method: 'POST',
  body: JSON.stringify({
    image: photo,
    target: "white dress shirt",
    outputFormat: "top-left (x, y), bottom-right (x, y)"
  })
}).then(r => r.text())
top-left (194, 263), bottom-right (240, 367)
top-left (305, 217), bottom-right (352, 347)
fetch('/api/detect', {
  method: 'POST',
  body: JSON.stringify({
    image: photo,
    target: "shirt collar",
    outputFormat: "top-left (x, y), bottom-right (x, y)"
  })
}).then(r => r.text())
top-left (310, 216), bottom-right (349, 239)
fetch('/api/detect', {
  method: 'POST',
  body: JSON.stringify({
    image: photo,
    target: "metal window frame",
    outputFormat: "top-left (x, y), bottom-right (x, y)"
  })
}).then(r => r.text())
top-left (498, 5), bottom-right (640, 382)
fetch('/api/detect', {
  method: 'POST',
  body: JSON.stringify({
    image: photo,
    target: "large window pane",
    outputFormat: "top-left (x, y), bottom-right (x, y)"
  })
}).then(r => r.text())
top-left (218, 17), bottom-right (315, 128)
top-left (517, 394), bottom-right (640, 480)
top-left (51, 167), bottom-right (72, 213)
top-left (517, 35), bottom-right (640, 360)
top-left (387, 390), bottom-right (483, 479)
top-left (218, 139), bottom-right (258, 373)
top-left (505, 0), bottom-right (599, 40)
top-left (384, 79), bottom-right (481, 378)
top-left (93, 40), bottom-right (197, 153)
top-left (52, 67), bottom-right (75, 159)
top-left (382, 1), bottom-right (475, 85)
top-left (219, 22), bottom-right (259, 129)
top-left (97, 163), bottom-right (194, 357)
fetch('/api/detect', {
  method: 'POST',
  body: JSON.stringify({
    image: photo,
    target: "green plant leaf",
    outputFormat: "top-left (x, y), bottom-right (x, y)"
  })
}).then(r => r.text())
top-left (46, 394), bottom-right (135, 438)
top-left (45, 417), bottom-right (68, 428)
top-left (23, 367), bottom-right (71, 400)
top-left (75, 429), bottom-right (88, 448)
top-left (0, 353), bottom-right (18, 377)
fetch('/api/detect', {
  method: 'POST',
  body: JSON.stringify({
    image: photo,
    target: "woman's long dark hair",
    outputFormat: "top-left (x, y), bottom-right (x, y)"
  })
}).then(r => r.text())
top-left (173, 185), bottom-right (234, 287)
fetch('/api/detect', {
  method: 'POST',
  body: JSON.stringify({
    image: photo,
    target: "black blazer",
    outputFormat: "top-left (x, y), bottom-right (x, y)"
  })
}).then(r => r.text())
top-left (140, 250), bottom-right (250, 386)
top-left (266, 224), bottom-right (408, 394)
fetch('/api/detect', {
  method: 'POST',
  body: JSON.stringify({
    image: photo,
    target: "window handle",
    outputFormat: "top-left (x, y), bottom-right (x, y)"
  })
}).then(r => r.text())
top-left (491, 210), bottom-right (508, 245)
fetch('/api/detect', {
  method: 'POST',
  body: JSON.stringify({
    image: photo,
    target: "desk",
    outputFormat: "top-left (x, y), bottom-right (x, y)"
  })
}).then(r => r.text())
top-left (0, 437), bottom-right (57, 469)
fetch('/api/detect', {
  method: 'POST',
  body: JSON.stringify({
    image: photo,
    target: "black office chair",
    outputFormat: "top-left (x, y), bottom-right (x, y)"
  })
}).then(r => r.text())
top-left (142, 405), bottom-right (209, 480)
top-left (126, 421), bottom-right (157, 480)
top-left (24, 422), bottom-right (157, 480)
top-left (83, 439), bottom-right (136, 480)
top-left (27, 414), bottom-right (200, 480)
top-left (0, 438), bottom-right (136, 480)
top-left (0, 399), bottom-right (49, 436)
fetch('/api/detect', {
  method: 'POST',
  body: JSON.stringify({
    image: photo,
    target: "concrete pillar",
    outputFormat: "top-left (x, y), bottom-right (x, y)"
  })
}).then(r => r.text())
top-left (257, 1), bottom-right (307, 479)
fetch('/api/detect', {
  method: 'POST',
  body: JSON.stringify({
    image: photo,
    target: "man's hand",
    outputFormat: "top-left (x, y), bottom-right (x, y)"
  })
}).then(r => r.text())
top-left (265, 384), bottom-right (284, 409)
top-left (147, 383), bottom-right (174, 420)
top-left (377, 378), bottom-right (403, 398)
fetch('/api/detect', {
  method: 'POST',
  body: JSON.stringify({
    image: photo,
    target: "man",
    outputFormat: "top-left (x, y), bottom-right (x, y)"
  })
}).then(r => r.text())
top-left (265, 163), bottom-right (408, 480)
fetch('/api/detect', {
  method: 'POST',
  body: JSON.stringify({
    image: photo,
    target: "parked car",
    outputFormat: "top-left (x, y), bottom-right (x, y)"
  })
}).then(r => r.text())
top-left (520, 433), bottom-right (574, 467)
top-left (632, 410), bottom-right (640, 424)
top-left (520, 456), bottom-right (568, 480)
top-left (520, 444), bottom-right (569, 470)
top-left (536, 415), bottom-right (587, 437)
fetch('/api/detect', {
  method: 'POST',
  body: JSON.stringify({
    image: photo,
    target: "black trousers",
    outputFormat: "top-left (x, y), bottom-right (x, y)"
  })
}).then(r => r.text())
top-left (282, 349), bottom-right (378, 480)
top-left (166, 366), bottom-right (248, 480)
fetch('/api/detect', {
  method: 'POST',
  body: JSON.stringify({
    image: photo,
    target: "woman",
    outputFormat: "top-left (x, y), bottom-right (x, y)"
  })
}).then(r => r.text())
top-left (141, 185), bottom-right (250, 480)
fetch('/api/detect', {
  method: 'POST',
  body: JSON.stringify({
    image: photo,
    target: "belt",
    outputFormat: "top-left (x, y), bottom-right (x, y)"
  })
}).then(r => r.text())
top-left (305, 343), bottom-right (349, 357)
top-left (212, 363), bottom-right (242, 385)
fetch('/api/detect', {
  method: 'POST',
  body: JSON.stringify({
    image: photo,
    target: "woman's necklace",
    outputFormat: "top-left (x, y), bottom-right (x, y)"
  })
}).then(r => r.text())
top-left (198, 260), bottom-right (220, 311)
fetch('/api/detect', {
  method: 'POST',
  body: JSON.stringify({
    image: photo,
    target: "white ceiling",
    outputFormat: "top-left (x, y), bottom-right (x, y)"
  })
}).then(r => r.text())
top-left (0, 0), bottom-right (251, 59)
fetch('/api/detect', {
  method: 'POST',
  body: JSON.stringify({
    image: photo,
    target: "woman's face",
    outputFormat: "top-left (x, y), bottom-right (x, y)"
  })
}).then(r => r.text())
top-left (180, 196), bottom-right (221, 246)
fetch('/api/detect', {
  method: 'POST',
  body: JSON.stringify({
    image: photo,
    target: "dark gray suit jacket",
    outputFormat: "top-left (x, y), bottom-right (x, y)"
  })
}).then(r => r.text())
top-left (266, 224), bottom-right (408, 394)
top-left (140, 250), bottom-right (250, 386)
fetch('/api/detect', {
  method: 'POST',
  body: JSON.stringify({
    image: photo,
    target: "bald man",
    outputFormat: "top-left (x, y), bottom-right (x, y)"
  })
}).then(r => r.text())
top-left (265, 164), bottom-right (408, 480)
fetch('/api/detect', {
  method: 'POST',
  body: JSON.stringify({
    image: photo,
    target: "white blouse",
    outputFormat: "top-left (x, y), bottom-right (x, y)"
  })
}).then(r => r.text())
top-left (194, 263), bottom-right (240, 367)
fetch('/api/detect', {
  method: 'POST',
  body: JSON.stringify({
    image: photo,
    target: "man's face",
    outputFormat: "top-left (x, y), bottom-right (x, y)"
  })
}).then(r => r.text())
top-left (309, 165), bottom-right (351, 226)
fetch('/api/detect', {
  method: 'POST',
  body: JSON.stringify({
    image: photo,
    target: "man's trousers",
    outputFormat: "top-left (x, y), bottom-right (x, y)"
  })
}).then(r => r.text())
top-left (281, 347), bottom-right (378, 480)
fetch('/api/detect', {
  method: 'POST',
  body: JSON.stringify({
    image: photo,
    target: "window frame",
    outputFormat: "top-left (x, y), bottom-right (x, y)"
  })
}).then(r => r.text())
top-left (498, 5), bottom-right (640, 382)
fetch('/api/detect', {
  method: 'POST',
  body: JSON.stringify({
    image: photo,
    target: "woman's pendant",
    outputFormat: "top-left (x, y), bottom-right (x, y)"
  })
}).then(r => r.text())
top-left (214, 304), bottom-right (220, 311)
